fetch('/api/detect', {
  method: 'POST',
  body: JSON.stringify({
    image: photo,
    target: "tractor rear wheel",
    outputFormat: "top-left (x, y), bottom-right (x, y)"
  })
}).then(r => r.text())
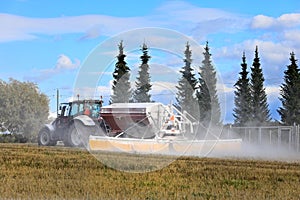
top-left (63, 125), bottom-right (83, 147)
top-left (38, 129), bottom-right (56, 146)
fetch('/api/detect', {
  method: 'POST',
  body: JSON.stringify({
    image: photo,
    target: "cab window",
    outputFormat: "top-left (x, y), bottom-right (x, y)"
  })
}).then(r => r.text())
top-left (70, 103), bottom-right (84, 116)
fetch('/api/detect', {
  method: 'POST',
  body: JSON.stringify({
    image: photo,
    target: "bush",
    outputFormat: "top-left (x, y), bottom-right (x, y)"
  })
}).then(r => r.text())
top-left (0, 133), bottom-right (28, 143)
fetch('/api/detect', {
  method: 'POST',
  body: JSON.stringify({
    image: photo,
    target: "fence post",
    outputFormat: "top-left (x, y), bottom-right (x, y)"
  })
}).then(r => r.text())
top-left (289, 127), bottom-right (292, 150)
top-left (278, 127), bottom-right (282, 147)
top-left (269, 130), bottom-right (272, 145)
top-left (248, 128), bottom-right (251, 143)
top-left (258, 127), bottom-right (262, 144)
top-left (296, 125), bottom-right (299, 152)
top-left (228, 124), bottom-right (231, 139)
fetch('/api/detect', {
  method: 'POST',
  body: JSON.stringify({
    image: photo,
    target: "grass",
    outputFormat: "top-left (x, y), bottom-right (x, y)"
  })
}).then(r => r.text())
top-left (0, 143), bottom-right (300, 199)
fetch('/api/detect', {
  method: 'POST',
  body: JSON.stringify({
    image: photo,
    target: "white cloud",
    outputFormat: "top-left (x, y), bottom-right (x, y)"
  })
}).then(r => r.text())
top-left (283, 30), bottom-right (300, 45)
top-left (251, 15), bottom-right (276, 29)
top-left (56, 54), bottom-right (80, 70)
top-left (245, 40), bottom-right (290, 63)
top-left (79, 25), bottom-right (102, 40)
top-left (251, 13), bottom-right (300, 29)
top-left (25, 54), bottom-right (80, 82)
top-left (73, 86), bottom-right (107, 100)
top-left (157, 2), bottom-right (249, 41)
top-left (0, 13), bottom-right (145, 42)
top-left (278, 13), bottom-right (300, 27)
top-left (155, 1), bottom-right (235, 23)
top-left (214, 38), bottom-right (298, 82)
top-left (266, 85), bottom-right (280, 96)
top-left (0, 1), bottom-right (247, 43)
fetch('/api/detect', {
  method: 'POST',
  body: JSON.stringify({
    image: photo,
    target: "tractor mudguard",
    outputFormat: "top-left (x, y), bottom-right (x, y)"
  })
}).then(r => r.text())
top-left (43, 124), bottom-right (55, 132)
top-left (74, 115), bottom-right (96, 126)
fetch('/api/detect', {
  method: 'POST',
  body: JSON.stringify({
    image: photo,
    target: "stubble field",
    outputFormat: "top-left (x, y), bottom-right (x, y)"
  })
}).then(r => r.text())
top-left (0, 143), bottom-right (300, 199)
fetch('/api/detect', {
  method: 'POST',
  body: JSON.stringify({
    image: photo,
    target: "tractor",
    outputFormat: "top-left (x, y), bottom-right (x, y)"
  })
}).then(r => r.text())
top-left (38, 99), bottom-right (106, 147)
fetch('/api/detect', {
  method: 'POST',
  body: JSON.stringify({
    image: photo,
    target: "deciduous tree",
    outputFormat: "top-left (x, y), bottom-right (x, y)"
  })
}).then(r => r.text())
top-left (0, 79), bottom-right (49, 141)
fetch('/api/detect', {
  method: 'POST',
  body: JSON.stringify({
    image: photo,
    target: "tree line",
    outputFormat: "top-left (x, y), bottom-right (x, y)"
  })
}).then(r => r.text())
top-left (110, 40), bottom-right (300, 127)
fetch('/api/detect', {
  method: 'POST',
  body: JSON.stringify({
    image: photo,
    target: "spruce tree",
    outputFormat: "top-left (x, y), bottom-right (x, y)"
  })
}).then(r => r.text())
top-left (278, 52), bottom-right (300, 125)
top-left (176, 42), bottom-right (198, 118)
top-left (233, 52), bottom-right (252, 126)
top-left (250, 46), bottom-right (271, 125)
top-left (110, 40), bottom-right (131, 103)
top-left (196, 77), bottom-right (210, 123)
top-left (133, 43), bottom-right (152, 102)
top-left (196, 41), bottom-right (221, 126)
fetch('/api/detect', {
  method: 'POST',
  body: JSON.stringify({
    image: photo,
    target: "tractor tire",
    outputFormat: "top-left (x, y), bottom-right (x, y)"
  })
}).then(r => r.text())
top-left (76, 121), bottom-right (95, 148)
top-left (63, 124), bottom-right (83, 147)
top-left (38, 129), bottom-right (56, 146)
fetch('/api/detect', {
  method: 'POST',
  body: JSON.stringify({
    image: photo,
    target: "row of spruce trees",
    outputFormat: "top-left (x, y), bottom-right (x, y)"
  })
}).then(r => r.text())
top-left (110, 40), bottom-right (300, 127)
top-left (234, 48), bottom-right (300, 126)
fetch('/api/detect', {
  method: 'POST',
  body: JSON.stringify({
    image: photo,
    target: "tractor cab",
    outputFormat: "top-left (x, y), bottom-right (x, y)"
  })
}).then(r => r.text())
top-left (54, 99), bottom-right (103, 130)
top-left (58, 100), bottom-right (103, 119)
top-left (70, 100), bottom-right (102, 119)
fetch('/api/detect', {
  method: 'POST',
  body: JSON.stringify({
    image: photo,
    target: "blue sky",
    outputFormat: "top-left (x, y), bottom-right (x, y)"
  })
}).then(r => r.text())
top-left (1, 0), bottom-right (300, 123)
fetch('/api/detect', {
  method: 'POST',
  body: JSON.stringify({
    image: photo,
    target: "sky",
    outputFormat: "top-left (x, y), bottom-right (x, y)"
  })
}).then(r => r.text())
top-left (0, 0), bottom-right (300, 123)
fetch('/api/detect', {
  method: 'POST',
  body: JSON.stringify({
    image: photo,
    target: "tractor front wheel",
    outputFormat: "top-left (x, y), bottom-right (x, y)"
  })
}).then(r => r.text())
top-left (38, 129), bottom-right (57, 146)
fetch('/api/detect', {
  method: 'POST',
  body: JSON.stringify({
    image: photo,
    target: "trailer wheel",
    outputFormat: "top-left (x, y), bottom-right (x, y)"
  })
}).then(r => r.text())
top-left (38, 129), bottom-right (56, 146)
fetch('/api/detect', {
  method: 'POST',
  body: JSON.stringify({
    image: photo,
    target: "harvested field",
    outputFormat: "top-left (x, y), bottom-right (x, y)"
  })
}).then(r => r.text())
top-left (0, 143), bottom-right (300, 199)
